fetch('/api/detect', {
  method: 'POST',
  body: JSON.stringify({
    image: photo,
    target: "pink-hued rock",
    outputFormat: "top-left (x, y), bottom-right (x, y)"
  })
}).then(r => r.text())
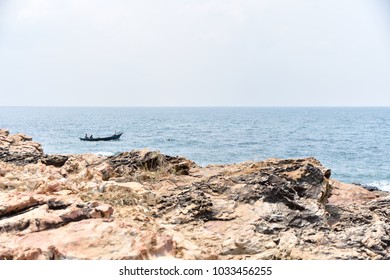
top-left (0, 192), bottom-right (40, 216)
top-left (0, 219), bottom-right (175, 260)
top-left (0, 192), bottom-right (114, 234)
top-left (0, 130), bottom-right (44, 165)
top-left (0, 129), bottom-right (389, 260)
top-left (0, 129), bottom-right (10, 137)
top-left (328, 179), bottom-right (384, 206)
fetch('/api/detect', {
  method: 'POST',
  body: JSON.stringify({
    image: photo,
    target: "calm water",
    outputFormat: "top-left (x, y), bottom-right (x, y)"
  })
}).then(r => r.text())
top-left (1, 107), bottom-right (389, 191)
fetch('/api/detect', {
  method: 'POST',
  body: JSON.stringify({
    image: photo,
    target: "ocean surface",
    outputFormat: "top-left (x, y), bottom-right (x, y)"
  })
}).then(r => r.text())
top-left (1, 107), bottom-right (389, 192)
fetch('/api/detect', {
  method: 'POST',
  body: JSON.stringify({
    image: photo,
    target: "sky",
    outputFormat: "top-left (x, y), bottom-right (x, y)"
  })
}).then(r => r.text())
top-left (0, 0), bottom-right (389, 107)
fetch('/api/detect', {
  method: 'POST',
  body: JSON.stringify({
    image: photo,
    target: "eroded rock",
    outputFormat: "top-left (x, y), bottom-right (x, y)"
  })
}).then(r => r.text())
top-left (0, 129), bottom-right (389, 260)
top-left (0, 130), bottom-right (44, 165)
top-left (108, 150), bottom-right (194, 179)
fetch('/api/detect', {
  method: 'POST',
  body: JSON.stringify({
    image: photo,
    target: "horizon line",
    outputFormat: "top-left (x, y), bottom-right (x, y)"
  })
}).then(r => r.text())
top-left (1, 105), bottom-right (390, 108)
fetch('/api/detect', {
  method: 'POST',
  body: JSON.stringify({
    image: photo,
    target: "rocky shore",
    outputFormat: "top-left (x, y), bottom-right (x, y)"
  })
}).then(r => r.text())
top-left (0, 129), bottom-right (389, 260)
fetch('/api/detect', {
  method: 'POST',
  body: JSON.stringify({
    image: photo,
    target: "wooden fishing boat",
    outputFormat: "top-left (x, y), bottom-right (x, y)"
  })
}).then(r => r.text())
top-left (80, 132), bottom-right (123, 141)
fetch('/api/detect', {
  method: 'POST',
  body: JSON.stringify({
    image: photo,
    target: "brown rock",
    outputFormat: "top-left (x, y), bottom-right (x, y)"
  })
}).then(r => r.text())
top-left (0, 130), bottom-right (44, 165)
top-left (0, 129), bottom-right (10, 137)
top-left (0, 220), bottom-right (175, 260)
top-left (0, 129), bottom-right (389, 260)
top-left (108, 149), bottom-right (195, 178)
top-left (94, 204), bottom-right (114, 218)
top-left (41, 154), bottom-right (69, 167)
top-left (328, 179), bottom-right (384, 206)
top-left (94, 162), bottom-right (113, 181)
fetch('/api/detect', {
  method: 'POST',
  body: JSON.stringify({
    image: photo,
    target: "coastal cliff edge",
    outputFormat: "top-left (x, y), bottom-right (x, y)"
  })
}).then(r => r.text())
top-left (0, 129), bottom-right (388, 260)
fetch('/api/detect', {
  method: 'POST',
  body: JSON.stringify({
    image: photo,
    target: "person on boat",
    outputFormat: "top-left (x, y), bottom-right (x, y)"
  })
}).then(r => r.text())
top-left (90, 135), bottom-right (93, 139)
top-left (85, 134), bottom-right (88, 139)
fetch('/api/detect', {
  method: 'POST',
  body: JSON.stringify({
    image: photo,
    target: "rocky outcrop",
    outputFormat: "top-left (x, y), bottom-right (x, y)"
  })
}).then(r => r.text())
top-left (0, 129), bottom-right (44, 165)
top-left (41, 154), bottom-right (69, 167)
top-left (108, 150), bottom-right (194, 179)
top-left (0, 190), bottom-right (174, 260)
top-left (0, 192), bottom-right (113, 233)
top-left (0, 129), bottom-right (389, 260)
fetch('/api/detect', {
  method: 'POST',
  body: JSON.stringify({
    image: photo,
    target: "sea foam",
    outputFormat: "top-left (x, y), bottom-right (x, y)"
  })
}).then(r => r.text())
top-left (94, 151), bottom-right (115, 157)
top-left (367, 181), bottom-right (390, 192)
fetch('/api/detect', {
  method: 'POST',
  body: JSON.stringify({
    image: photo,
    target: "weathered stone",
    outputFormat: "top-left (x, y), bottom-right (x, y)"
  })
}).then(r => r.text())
top-left (94, 162), bottom-right (113, 181)
top-left (41, 155), bottom-right (69, 167)
top-left (0, 220), bottom-right (175, 260)
top-left (108, 149), bottom-right (195, 178)
top-left (0, 193), bottom-right (114, 234)
top-left (157, 188), bottom-right (213, 224)
top-left (0, 129), bottom-right (10, 137)
top-left (0, 128), bottom-right (389, 260)
top-left (0, 131), bottom-right (44, 165)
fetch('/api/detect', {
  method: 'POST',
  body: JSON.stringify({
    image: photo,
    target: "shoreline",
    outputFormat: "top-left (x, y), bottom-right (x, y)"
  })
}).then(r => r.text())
top-left (1, 129), bottom-right (389, 260)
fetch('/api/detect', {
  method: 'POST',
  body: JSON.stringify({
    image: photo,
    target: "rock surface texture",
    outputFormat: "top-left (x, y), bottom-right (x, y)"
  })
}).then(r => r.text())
top-left (0, 129), bottom-right (44, 165)
top-left (0, 129), bottom-right (389, 259)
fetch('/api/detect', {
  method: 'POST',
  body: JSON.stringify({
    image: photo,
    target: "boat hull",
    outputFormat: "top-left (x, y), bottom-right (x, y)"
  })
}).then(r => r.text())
top-left (80, 133), bottom-right (122, 142)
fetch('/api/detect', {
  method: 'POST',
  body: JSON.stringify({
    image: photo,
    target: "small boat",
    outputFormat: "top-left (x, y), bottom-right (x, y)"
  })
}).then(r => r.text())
top-left (80, 132), bottom-right (123, 141)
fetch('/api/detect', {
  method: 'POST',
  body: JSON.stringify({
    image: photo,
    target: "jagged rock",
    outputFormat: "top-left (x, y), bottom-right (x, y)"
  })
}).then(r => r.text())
top-left (0, 128), bottom-right (389, 260)
top-left (0, 130), bottom-right (44, 165)
top-left (328, 179), bottom-right (383, 206)
top-left (108, 149), bottom-right (194, 178)
top-left (96, 181), bottom-right (157, 207)
top-left (94, 162), bottom-right (113, 181)
top-left (0, 129), bottom-right (10, 137)
top-left (9, 133), bottom-right (33, 143)
top-left (62, 156), bottom-right (85, 173)
top-left (0, 192), bottom-right (114, 234)
top-left (0, 220), bottom-right (175, 260)
top-left (41, 155), bottom-right (69, 167)
top-left (157, 188), bottom-right (213, 224)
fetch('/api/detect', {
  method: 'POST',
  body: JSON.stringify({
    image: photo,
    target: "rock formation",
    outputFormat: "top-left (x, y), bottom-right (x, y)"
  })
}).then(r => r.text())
top-left (0, 129), bottom-right (44, 165)
top-left (0, 129), bottom-right (388, 259)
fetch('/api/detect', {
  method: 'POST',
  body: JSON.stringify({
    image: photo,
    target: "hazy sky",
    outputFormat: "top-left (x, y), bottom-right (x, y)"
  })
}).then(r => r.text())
top-left (0, 0), bottom-right (389, 106)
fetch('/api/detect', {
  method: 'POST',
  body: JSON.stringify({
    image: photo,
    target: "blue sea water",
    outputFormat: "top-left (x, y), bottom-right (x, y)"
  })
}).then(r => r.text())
top-left (1, 107), bottom-right (389, 191)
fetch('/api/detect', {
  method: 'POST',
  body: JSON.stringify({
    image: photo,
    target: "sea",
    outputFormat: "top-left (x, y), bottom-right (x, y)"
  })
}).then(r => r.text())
top-left (1, 107), bottom-right (389, 192)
